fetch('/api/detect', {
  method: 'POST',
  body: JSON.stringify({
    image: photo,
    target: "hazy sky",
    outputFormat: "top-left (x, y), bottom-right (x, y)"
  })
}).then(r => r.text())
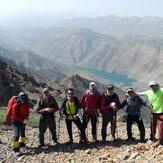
top-left (0, 0), bottom-right (163, 18)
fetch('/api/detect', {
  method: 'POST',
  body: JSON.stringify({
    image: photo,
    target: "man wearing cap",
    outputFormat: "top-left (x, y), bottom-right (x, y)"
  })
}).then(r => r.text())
top-left (36, 88), bottom-right (59, 147)
top-left (81, 82), bottom-right (100, 142)
top-left (100, 85), bottom-right (120, 142)
top-left (120, 88), bottom-right (151, 142)
top-left (139, 81), bottom-right (163, 146)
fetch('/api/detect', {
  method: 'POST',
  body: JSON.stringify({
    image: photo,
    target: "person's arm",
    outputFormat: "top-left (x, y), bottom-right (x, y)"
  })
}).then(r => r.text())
top-left (74, 96), bottom-right (81, 115)
top-left (137, 95), bottom-right (153, 109)
top-left (80, 93), bottom-right (86, 109)
top-left (100, 94), bottom-right (110, 113)
top-left (50, 97), bottom-right (59, 112)
top-left (36, 98), bottom-right (47, 114)
top-left (25, 105), bottom-right (30, 119)
top-left (60, 100), bottom-right (67, 116)
top-left (12, 104), bottom-right (22, 121)
top-left (119, 100), bottom-right (127, 110)
top-left (138, 90), bottom-right (150, 99)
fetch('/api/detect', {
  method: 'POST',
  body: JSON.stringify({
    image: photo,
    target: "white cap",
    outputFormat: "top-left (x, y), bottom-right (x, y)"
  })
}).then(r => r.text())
top-left (126, 88), bottom-right (134, 93)
top-left (89, 82), bottom-right (96, 86)
top-left (148, 81), bottom-right (158, 87)
top-left (42, 88), bottom-right (49, 93)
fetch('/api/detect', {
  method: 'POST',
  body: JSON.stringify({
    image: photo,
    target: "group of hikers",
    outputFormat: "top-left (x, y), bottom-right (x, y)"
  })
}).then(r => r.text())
top-left (5, 81), bottom-right (163, 152)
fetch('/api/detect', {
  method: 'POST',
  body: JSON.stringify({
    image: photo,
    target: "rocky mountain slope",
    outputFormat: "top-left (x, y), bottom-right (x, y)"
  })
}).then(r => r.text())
top-left (0, 59), bottom-right (42, 106)
top-left (0, 120), bottom-right (162, 163)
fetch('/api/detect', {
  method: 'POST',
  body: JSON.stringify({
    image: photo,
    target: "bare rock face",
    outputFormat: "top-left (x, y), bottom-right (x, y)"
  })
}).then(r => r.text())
top-left (0, 120), bottom-right (162, 163)
top-left (0, 59), bottom-right (40, 106)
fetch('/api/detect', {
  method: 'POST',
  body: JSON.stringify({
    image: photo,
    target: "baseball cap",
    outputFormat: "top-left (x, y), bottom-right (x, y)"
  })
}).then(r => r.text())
top-left (89, 82), bottom-right (96, 86)
top-left (148, 81), bottom-right (158, 87)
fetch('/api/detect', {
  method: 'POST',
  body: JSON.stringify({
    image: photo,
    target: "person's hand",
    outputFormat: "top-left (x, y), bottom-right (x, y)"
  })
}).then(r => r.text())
top-left (73, 115), bottom-right (77, 120)
top-left (44, 108), bottom-right (51, 112)
top-left (110, 102), bottom-right (117, 110)
top-left (148, 104), bottom-right (153, 109)
top-left (23, 119), bottom-right (27, 124)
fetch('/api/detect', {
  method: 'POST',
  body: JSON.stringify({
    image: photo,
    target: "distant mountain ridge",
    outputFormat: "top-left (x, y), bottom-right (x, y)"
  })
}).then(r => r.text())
top-left (1, 28), bottom-right (162, 83)
top-left (61, 15), bottom-right (163, 37)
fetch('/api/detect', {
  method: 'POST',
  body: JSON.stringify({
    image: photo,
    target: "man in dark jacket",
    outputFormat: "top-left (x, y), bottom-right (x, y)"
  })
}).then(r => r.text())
top-left (61, 88), bottom-right (87, 144)
top-left (36, 88), bottom-right (59, 147)
top-left (100, 85), bottom-right (120, 142)
top-left (120, 88), bottom-right (151, 142)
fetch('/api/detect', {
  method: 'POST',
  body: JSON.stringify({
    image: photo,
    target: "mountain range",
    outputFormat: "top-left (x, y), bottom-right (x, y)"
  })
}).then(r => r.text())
top-left (0, 15), bottom-right (163, 86)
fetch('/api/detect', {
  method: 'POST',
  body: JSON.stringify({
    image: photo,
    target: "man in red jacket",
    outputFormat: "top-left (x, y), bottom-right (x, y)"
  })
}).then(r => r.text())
top-left (10, 92), bottom-right (30, 152)
top-left (81, 82), bottom-right (100, 142)
top-left (100, 85), bottom-right (120, 142)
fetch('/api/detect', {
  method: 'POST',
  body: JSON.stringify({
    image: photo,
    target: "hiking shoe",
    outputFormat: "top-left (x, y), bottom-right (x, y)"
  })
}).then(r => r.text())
top-left (126, 137), bottom-right (135, 141)
top-left (110, 136), bottom-right (116, 141)
top-left (52, 141), bottom-right (59, 145)
top-left (153, 140), bottom-right (163, 147)
top-left (13, 148), bottom-right (20, 153)
top-left (19, 142), bottom-right (26, 147)
top-left (38, 144), bottom-right (45, 148)
top-left (92, 138), bottom-right (98, 143)
top-left (66, 141), bottom-right (73, 145)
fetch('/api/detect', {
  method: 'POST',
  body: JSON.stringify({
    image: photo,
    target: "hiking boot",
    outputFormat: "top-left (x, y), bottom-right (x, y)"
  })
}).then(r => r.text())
top-left (110, 135), bottom-right (116, 141)
top-left (92, 138), bottom-right (98, 143)
top-left (52, 141), bottom-right (59, 145)
top-left (153, 140), bottom-right (163, 147)
top-left (19, 142), bottom-right (26, 147)
top-left (38, 144), bottom-right (45, 148)
top-left (126, 137), bottom-right (135, 141)
top-left (13, 147), bottom-right (19, 153)
top-left (66, 141), bottom-right (73, 145)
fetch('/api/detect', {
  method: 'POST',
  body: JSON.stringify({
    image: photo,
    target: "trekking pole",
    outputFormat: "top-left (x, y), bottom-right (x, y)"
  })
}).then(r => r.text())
top-left (112, 109), bottom-right (117, 139)
top-left (151, 113), bottom-right (154, 143)
top-left (57, 113), bottom-right (61, 142)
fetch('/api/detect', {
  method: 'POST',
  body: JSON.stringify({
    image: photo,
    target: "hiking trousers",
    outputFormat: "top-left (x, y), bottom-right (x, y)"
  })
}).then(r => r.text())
top-left (65, 117), bottom-right (87, 142)
top-left (83, 114), bottom-right (97, 139)
top-left (101, 111), bottom-right (115, 140)
top-left (11, 120), bottom-right (26, 149)
top-left (151, 113), bottom-right (163, 142)
top-left (127, 114), bottom-right (145, 141)
top-left (39, 115), bottom-right (57, 145)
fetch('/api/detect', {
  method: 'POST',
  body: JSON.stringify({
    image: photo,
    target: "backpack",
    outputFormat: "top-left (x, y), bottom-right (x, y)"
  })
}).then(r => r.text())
top-left (5, 96), bottom-right (18, 126)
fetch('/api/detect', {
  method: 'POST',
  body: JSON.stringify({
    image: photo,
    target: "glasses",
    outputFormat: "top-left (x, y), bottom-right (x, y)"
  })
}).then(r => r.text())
top-left (107, 89), bottom-right (113, 91)
top-left (67, 92), bottom-right (74, 95)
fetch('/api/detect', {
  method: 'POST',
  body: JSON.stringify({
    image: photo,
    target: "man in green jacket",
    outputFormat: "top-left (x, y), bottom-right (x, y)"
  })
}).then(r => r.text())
top-left (139, 81), bottom-right (163, 146)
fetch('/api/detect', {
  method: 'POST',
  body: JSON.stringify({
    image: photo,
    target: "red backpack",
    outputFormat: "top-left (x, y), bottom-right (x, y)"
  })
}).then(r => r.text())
top-left (5, 96), bottom-right (17, 126)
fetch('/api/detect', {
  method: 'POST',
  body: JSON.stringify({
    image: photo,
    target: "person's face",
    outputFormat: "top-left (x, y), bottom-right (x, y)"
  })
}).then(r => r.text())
top-left (43, 91), bottom-right (50, 100)
top-left (107, 89), bottom-right (114, 96)
top-left (90, 84), bottom-right (96, 92)
top-left (67, 90), bottom-right (74, 99)
top-left (150, 85), bottom-right (158, 92)
top-left (127, 91), bottom-right (134, 97)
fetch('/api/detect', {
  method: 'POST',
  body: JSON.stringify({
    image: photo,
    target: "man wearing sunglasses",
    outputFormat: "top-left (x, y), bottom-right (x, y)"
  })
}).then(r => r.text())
top-left (100, 85), bottom-right (120, 142)
top-left (61, 88), bottom-right (87, 144)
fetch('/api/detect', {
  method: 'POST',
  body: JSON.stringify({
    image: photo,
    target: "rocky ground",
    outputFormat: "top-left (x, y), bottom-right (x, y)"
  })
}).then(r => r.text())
top-left (0, 116), bottom-right (162, 163)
